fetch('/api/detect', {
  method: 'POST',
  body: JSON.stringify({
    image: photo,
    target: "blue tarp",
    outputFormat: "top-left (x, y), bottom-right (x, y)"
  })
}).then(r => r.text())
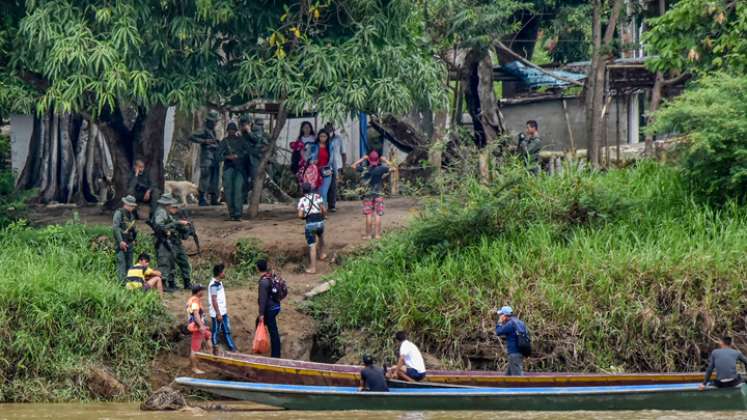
top-left (502, 61), bottom-right (586, 89)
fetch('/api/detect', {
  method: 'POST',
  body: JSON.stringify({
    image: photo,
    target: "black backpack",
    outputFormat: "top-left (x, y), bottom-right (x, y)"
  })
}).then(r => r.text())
top-left (515, 321), bottom-right (532, 357)
top-left (263, 272), bottom-right (288, 301)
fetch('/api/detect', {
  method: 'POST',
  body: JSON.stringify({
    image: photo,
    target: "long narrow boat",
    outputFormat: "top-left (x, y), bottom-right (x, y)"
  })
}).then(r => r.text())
top-left (175, 377), bottom-right (747, 411)
top-left (195, 352), bottom-right (707, 388)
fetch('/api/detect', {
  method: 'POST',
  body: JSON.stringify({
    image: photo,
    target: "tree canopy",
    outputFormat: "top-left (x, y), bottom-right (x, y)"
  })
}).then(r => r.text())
top-left (645, 0), bottom-right (745, 74)
top-left (1, 0), bottom-right (446, 121)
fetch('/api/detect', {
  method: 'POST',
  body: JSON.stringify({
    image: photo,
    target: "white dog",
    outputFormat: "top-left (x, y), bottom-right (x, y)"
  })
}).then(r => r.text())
top-left (164, 180), bottom-right (199, 206)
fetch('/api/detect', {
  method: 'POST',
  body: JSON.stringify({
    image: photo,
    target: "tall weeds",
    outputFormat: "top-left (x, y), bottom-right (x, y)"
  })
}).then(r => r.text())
top-left (0, 221), bottom-right (171, 402)
top-left (313, 161), bottom-right (747, 372)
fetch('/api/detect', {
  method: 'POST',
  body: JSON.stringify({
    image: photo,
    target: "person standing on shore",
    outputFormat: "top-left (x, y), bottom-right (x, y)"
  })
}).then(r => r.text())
top-left (352, 151), bottom-right (391, 240)
top-left (325, 122), bottom-right (347, 212)
top-left (113, 195), bottom-right (138, 282)
top-left (190, 110), bottom-right (221, 206)
top-left (387, 331), bottom-right (427, 382)
top-left (297, 182), bottom-right (327, 274)
top-left (187, 284), bottom-right (212, 374)
top-left (699, 336), bottom-right (747, 390)
top-left (257, 259), bottom-right (282, 358)
top-left (517, 120), bottom-right (542, 175)
top-left (152, 194), bottom-right (192, 291)
top-left (218, 122), bottom-right (250, 221)
top-left (208, 263), bottom-right (237, 354)
top-left (494, 306), bottom-right (528, 376)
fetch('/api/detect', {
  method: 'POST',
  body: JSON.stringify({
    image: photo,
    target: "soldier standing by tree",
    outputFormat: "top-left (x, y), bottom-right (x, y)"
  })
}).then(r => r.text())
top-left (152, 193), bottom-right (193, 291)
top-left (127, 160), bottom-right (160, 219)
top-left (218, 122), bottom-right (251, 221)
top-left (190, 110), bottom-right (221, 206)
top-left (112, 195), bottom-right (138, 282)
top-left (240, 115), bottom-right (268, 205)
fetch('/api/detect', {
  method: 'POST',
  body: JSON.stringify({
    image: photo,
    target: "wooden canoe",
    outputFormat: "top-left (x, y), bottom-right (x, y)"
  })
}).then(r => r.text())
top-left (175, 377), bottom-right (747, 411)
top-left (195, 352), bottom-right (708, 388)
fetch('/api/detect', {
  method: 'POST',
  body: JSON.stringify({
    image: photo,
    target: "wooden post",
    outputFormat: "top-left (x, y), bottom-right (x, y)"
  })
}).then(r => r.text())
top-left (388, 148), bottom-right (399, 196)
top-left (561, 99), bottom-right (576, 157)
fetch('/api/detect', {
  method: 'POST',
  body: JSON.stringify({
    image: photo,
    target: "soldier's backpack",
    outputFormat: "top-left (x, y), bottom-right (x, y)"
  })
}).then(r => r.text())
top-left (515, 321), bottom-right (532, 357)
top-left (262, 272), bottom-right (288, 301)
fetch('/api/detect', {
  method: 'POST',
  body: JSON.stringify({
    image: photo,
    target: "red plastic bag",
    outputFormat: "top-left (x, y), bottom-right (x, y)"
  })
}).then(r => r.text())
top-left (252, 320), bottom-right (270, 355)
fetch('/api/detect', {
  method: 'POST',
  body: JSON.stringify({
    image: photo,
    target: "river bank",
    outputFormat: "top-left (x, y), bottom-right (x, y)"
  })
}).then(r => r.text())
top-left (19, 197), bottom-right (419, 397)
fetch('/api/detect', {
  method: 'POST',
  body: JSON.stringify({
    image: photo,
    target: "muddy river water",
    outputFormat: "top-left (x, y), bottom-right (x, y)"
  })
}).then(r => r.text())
top-left (1, 403), bottom-right (745, 420)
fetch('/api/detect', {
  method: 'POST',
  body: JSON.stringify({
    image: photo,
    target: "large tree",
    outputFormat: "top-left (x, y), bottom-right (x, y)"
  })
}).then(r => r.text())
top-left (2, 0), bottom-right (445, 212)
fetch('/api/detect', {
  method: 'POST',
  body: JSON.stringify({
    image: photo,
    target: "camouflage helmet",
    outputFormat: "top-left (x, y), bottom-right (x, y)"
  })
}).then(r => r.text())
top-left (206, 110), bottom-right (220, 122)
top-left (239, 114), bottom-right (254, 125)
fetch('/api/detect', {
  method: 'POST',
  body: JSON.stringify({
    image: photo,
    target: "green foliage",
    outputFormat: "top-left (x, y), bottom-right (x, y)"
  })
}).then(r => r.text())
top-left (0, 222), bottom-right (172, 402)
top-left (542, 1), bottom-right (592, 63)
top-left (235, 237), bottom-right (268, 274)
top-left (646, 0), bottom-right (746, 74)
top-left (2, 0), bottom-right (447, 122)
top-left (649, 72), bottom-right (747, 205)
top-left (313, 162), bottom-right (747, 372)
top-left (0, 134), bottom-right (31, 225)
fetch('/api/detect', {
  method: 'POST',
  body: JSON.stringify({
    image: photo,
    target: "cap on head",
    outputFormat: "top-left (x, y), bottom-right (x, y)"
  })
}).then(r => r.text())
top-left (157, 193), bottom-right (178, 206)
top-left (191, 284), bottom-right (205, 295)
top-left (206, 110), bottom-right (220, 122)
top-left (121, 195), bottom-right (138, 207)
top-left (497, 306), bottom-right (513, 316)
top-left (227, 121), bottom-right (238, 131)
top-left (362, 354), bottom-right (374, 366)
top-left (368, 150), bottom-right (380, 167)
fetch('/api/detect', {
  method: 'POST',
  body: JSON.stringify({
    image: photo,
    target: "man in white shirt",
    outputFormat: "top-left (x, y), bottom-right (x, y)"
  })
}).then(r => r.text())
top-left (387, 331), bottom-right (427, 382)
top-left (208, 263), bottom-right (237, 353)
top-left (297, 182), bottom-right (327, 274)
top-left (324, 122), bottom-right (347, 212)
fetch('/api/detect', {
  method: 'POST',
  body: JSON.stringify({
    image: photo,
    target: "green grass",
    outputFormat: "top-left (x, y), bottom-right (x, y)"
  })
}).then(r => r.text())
top-left (312, 161), bottom-right (747, 372)
top-left (0, 221), bottom-right (172, 402)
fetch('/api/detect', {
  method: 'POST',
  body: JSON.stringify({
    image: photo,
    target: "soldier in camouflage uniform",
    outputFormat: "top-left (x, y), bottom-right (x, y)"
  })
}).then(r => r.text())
top-left (218, 122), bottom-right (251, 220)
top-left (127, 160), bottom-right (160, 219)
top-left (113, 195), bottom-right (138, 281)
top-left (152, 193), bottom-right (192, 291)
top-left (240, 115), bottom-right (268, 205)
top-left (190, 110), bottom-right (221, 206)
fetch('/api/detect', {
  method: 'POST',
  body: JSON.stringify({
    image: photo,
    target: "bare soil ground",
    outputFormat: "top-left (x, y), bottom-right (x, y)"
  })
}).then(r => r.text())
top-left (29, 197), bottom-right (419, 387)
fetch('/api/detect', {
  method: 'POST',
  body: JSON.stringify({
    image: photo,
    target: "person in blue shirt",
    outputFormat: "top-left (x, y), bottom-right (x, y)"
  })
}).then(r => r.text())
top-left (495, 305), bottom-right (527, 376)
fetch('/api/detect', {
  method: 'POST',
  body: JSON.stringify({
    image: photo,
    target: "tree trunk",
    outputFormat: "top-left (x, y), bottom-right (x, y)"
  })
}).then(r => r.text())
top-left (248, 105), bottom-right (288, 219)
top-left (165, 109), bottom-right (198, 181)
top-left (586, 0), bottom-right (625, 168)
top-left (41, 113), bottom-right (60, 202)
top-left (15, 115), bottom-right (44, 190)
top-left (135, 104), bottom-right (167, 193)
top-left (465, 48), bottom-right (504, 149)
top-left (72, 119), bottom-right (90, 204)
top-left (644, 0), bottom-right (667, 156)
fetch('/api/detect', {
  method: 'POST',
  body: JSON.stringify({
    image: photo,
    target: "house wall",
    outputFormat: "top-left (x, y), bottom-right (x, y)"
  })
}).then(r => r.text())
top-left (499, 96), bottom-right (630, 152)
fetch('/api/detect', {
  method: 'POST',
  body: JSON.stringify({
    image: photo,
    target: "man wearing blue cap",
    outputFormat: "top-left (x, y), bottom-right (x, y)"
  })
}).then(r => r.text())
top-left (495, 305), bottom-right (529, 376)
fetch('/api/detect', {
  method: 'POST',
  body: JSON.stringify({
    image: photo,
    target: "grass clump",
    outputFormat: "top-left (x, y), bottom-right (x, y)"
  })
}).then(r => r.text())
top-left (0, 221), bottom-right (171, 402)
top-left (313, 161), bottom-right (747, 373)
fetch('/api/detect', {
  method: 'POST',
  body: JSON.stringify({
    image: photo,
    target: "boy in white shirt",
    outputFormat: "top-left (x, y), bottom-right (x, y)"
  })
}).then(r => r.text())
top-left (387, 330), bottom-right (427, 382)
top-left (208, 263), bottom-right (237, 353)
top-left (297, 182), bottom-right (327, 274)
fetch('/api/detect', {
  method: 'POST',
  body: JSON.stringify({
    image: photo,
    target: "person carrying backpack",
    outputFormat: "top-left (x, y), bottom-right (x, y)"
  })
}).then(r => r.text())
top-left (256, 259), bottom-right (286, 358)
top-left (297, 182), bottom-right (327, 274)
top-left (495, 305), bottom-right (531, 376)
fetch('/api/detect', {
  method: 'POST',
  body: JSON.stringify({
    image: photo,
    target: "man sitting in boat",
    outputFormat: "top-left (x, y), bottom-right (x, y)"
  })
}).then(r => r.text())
top-left (699, 336), bottom-right (747, 390)
top-left (387, 331), bottom-right (426, 382)
top-left (359, 355), bottom-right (389, 392)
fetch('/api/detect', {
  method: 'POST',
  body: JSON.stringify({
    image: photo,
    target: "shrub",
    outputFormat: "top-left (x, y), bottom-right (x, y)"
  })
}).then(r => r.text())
top-left (312, 162), bottom-right (747, 373)
top-left (649, 73), bottom-right (747, 206)
top-left (0, 222), bottom-right (172, 402)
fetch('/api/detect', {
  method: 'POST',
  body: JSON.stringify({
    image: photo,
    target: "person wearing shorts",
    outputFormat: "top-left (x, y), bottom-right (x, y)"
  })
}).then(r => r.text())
top-left (187, 284), bottom-right (212, 374)
top-left (125, 252), bottom-right (164, 297)
top-left (352, 151), bottom-right (391, 240)
top-left (297, 182), bottom-right (327, 274)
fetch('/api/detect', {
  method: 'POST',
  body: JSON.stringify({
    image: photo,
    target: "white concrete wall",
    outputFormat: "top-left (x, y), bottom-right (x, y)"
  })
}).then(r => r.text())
top-left (10, 114), bottom-right (33, 177)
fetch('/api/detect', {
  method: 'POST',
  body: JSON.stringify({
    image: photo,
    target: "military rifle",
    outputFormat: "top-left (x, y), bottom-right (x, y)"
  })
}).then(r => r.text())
top-left (177, 208), bottom-right (201, 256)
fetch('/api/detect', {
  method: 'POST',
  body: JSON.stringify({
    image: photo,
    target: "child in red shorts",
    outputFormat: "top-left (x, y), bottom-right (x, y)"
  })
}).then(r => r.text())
top-left (187, 284), bottom-right (212, 374)
top-left (352, 151), bottom-right (391, 240)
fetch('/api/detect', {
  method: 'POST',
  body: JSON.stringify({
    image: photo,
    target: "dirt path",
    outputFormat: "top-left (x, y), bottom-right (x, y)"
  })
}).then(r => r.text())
top-left (30, 197), bottom-right (418, 386)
